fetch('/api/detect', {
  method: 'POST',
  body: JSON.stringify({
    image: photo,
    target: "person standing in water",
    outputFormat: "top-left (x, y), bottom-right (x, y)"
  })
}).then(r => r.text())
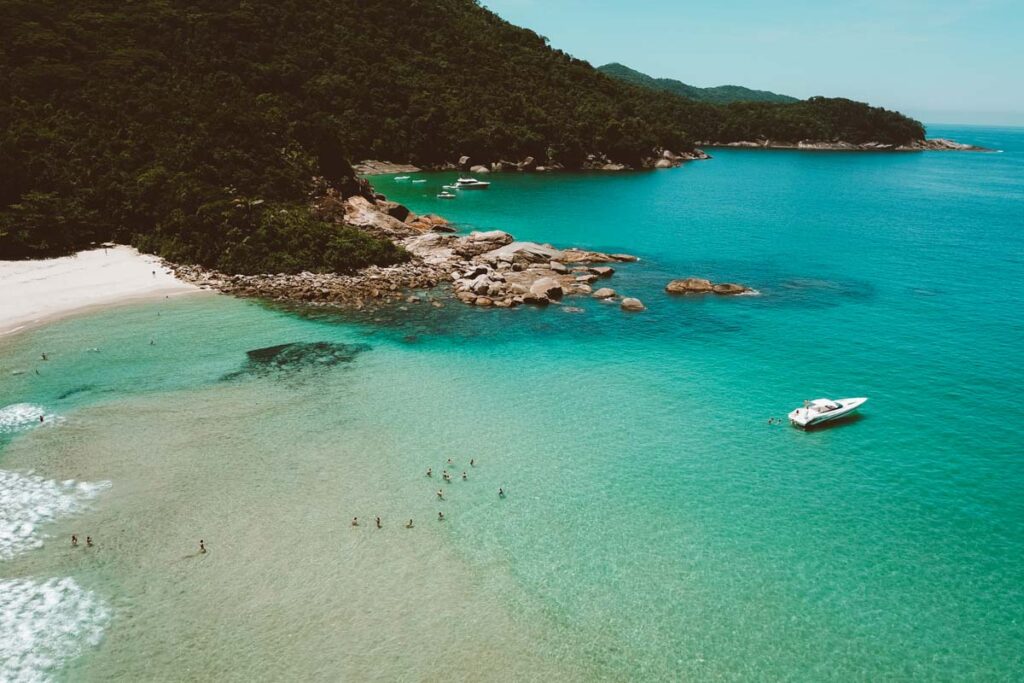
top-left (498, 488), bottom-right (505, 498)
top-left (86, 536), bottom-right (93, 547)
top-left (437, 512), bottom-right (445, 521)
top-left (39, 415), bottom-right (44, 423)
top-left (71, 534), bottom-right (78, 547)
top-left (461, 471), bottom-right (467, 481)
top-left (437, 489), bottom-right (444, 500)
top-left (470, 458), bottom-right (475, 467)
top-left (199, 540), bottom-right (206, 553)
top-left (406, 519), bottom-right (414, 529)
top-left (426, 467), bottom-right (432, 477)
top-left (376, 516), bottom-right (382, 529)
top-left (351, 517), bottom-right (359, 527)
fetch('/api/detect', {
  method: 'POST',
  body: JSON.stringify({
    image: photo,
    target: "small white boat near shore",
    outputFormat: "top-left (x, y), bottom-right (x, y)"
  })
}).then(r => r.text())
top-left (788, 397), bottom-right (867, 429)
top-left (394, 175), bottom-right (410, 181)
top-left (437, 191), bottom-right (456, 199)
top-left (455, 177), bottom-right (490, 190)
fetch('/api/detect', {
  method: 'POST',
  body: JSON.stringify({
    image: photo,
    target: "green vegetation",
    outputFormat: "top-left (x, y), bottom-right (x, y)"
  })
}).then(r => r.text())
top-left (1, 0), bottom-right (926, 268)
top-left (599, 63), bottom-right (798, 105)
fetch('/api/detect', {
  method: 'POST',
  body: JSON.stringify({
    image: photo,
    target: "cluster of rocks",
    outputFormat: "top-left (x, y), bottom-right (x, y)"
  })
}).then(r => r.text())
top-left (404, 230), bottom-right (646, 310)
top-left (172, 260), bottom-right (452, 311)
top-left (172, 191), bottom-right (653, 312)
top-left (665, 278), bottom-right (751, 295)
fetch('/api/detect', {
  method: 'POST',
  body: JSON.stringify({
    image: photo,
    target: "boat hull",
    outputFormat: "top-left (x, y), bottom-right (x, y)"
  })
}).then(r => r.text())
top-left (788, 397), bottom-right (867, 429)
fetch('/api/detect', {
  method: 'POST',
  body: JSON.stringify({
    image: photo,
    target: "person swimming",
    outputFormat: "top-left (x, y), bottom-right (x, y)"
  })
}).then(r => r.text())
top-left (447, 458), bottom-right (453, 465)
top-left (426, 467), bottom-right (432, 477)
top-left (443, 471), bottom-right (451, 482)
top-left (438, 512), bottom-right (445, 521)
top-left (39, 415), bottom-right (44, 423)
top-left (437, 489), bottom-right (444, 500)
top-left (352, 517), bottom-right (359, 526)
top-left (461, 471), bottom-right (467, 481)
top-left (41, 352), bottom-right (48, 361)
top-left (199, 539), bottom-right (206, 553)
top-left (498, 487), bottom-right (505, 498)
top-left (406, 519), bottom-right (414, 529)
top-left (376, 516), bottom-right (382, 529)
top-left (470, 458), bottom-right (475, 467)
top-left (86, 536), bottom-right (93, 547)
top-left (71, 534), bottom-right (78, 547)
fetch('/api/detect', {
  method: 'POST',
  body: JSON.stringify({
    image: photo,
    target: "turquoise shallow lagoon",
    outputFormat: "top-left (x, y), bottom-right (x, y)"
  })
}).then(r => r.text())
top-left (1, 125), bottom-right (1023, 680)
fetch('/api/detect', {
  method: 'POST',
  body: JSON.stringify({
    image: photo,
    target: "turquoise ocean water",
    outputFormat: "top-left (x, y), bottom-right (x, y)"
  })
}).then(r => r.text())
top-left (1, 125), bottom-right (1022, 680)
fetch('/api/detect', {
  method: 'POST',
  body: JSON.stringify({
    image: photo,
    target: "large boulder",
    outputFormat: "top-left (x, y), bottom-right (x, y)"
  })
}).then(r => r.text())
top-left (592, 288), bottom-right (616, 299)
top-left (665, 277), bottom-right (713, 294)
top-left (548, 261), bottom-right (568, 274)
top-left (620, 297), bottom-right (645, 311)
top-left (454, 230), bottom-right (514, 257)
top-left (712, 283), bottom-right (749, 295)
top-left (342, 196), bottom-right (413, 238)
top-left (484, 241), bottom-right (564, 264)
top-left (589, 266), bottom-right (615, 278)
top-left (530, 277), bottom-right (563, 301)
top-left (655, 159), bottom-right (674, 169)
top-left (377, 200), bottom-right (411, 222)
top-left (470, 165), bottom-right (491, 174)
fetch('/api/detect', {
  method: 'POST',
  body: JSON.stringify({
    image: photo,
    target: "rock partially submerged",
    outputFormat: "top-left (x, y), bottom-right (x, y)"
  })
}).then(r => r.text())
top-left (221, 341), bottom-right (370, 380)
top-left (620, 297), bottom-right (645, 311)
top-left (666, 278), bottom-right (751, 295)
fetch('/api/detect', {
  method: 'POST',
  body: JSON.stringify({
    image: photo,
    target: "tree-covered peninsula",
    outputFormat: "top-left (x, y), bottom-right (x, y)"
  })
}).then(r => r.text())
top-left (1, 0), bottom-right (926, 270)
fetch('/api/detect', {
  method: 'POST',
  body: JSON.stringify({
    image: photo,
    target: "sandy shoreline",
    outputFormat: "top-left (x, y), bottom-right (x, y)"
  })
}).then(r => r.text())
top-left (0, 246), bottom-right (202, 337)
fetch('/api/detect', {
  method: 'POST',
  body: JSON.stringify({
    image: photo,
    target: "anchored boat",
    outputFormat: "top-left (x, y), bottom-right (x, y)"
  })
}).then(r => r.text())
top-left (454, 177), bottom-right (490, 190)
top-left (788, 397), bottom-right (867, 429)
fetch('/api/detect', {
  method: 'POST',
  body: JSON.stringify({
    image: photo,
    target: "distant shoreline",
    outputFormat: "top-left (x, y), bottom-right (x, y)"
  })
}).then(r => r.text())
top-left (699, 137), bottom-right (989, 152)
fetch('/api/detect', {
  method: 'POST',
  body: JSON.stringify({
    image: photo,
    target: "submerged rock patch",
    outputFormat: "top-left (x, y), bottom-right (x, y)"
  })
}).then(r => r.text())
top-left (221, 342), bottom-right (370, 380)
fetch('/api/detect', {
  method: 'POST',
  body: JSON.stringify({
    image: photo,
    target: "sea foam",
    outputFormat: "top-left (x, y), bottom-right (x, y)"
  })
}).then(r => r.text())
top-left (0, 403), bottom-right (58, 435)
top-left (0, 470), bottom-right (111, 561)
top-left (0, 577), bottom-right (110, 682)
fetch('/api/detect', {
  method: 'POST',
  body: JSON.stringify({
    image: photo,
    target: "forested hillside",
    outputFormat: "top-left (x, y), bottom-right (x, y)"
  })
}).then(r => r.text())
top-left (0, 0), bottom-right (926, 269)
top-left (599, 63), bottom-right (798, 105)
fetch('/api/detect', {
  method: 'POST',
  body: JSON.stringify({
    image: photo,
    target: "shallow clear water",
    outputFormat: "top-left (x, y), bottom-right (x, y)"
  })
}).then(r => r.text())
top-left (1, 125), bottom-right (1022, 680)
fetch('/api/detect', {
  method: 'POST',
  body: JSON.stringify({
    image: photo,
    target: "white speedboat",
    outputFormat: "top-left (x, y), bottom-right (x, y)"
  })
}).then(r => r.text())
top-left (437, 191), bottom-right (456, 199)
top-left (394, 175), bottom-right (410, 181)
top-left (455, 177), bottom-right (490, 190)
top-left (788, 397), bottom-right (867, 429)
top-left (412, 179), bottom-right (427, 183)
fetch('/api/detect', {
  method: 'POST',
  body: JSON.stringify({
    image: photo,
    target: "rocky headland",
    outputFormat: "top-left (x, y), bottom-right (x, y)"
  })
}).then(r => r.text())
top-left (171, 192), bottom-right (650, 313)
top-left (698, 138), bottom-right (988, 152)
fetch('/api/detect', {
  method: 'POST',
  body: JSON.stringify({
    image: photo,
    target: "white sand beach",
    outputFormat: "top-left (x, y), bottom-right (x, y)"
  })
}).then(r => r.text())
top-left (0, 246), bottom-right (201, 337)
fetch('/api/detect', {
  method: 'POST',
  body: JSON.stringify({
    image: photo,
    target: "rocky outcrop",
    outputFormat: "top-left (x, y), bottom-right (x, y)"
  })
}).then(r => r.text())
top-left (177, 191), bottom-right (643, 314)
top-left (666, 278), bottom-right (751, 295)
top-left (342, 196), bottom-right (417, 239)
top-left (353, 160), bottom-right (422, 175)
top-left (665, 277), bottom-right (713, 293)
top-left (592, 288), bottom-right (616, 299)
top-left (620, 297), bottom-right (645, 311)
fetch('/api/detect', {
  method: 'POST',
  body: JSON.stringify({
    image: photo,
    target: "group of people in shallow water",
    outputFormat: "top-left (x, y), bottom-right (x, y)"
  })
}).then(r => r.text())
top-left (351, 457), bottom-right (507, 530)
top-left (73, 535), bottom-right (208, 554)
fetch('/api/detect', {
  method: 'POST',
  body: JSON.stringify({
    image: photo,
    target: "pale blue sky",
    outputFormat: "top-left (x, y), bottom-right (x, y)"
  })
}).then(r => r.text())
top-left (483, 0), bottom-right (1024, 125)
